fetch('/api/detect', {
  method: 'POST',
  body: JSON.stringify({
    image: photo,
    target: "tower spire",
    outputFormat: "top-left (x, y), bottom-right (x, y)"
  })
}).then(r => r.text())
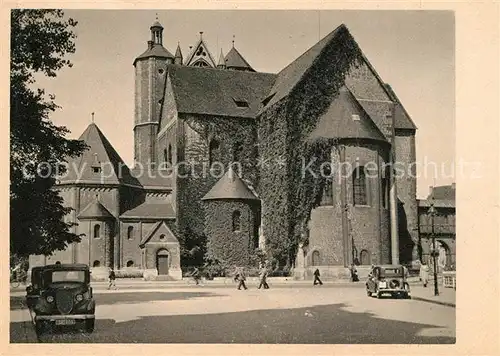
top-left (217, 49), bottom-right (226, 69)
top-left (150, 17), bottom-right (164, 45)
top-left (91, 112), bottom-right (95, 123)
top-left (232, 35), bottom-right (235, 48)
top-left (175, 41), bottom-right (183, 65)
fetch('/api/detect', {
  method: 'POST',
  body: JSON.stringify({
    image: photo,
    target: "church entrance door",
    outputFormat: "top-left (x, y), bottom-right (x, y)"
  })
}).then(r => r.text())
top-left (156, 249), bottom-right (169, 275)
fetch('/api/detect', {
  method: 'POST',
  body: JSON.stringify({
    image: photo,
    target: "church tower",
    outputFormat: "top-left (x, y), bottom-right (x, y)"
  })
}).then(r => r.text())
top-left (133, 19), bottom-right (174, 167)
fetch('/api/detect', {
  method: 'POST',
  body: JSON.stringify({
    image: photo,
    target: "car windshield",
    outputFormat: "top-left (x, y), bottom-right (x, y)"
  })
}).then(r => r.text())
top-left (46, 270), bottom-right (86, 283)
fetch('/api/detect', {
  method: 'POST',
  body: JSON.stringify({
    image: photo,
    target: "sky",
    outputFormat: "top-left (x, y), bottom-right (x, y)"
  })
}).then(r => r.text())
top-left (35, 10), bottom-right (455, 199)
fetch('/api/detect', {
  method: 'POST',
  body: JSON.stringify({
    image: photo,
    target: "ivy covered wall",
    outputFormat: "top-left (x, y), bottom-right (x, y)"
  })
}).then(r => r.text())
top-left (176, 113), bottom-right (259, 266)
top-left (258, 26), bottom-right (365, 268)
top-left (203, 200), bottom-right (260, 267)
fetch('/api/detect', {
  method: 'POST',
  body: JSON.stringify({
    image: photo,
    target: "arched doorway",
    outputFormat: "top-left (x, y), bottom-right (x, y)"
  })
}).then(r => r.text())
top-left (156, 249), bottom-right (169, 275)
top-left (311, 251), bottom-right (321, 266)
top-left (437, 240), bottom-right (452, 270)
top-left (360, 250), bottom-right (371, 265)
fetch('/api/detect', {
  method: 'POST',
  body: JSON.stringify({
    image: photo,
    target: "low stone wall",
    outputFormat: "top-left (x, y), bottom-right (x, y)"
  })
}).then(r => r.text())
top-left (294, 266), bottom-right (373, 281)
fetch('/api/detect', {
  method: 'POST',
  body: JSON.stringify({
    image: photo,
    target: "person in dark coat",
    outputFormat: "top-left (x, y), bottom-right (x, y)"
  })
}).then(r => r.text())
top-left (350, 264), bottom-right (359, 282)
top-left (108, 268), bottom-right (117, 290)
top-left (235, 267), bottom-right (248, 290)
top-left (257, 265), bottom-right (269, 289)
top-left (313, 268), bottom-right (323, 285)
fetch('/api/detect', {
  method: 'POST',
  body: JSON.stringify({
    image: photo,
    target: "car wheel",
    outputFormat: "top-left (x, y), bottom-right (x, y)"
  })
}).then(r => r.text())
top-left (405, 293), bottom-right (411, 299)
top-left (366, 288), bottom-right (371, 297)
top-left (85, 319), bottom-right (95, 333)
top-left (376, 291), bottom-right (381, 299)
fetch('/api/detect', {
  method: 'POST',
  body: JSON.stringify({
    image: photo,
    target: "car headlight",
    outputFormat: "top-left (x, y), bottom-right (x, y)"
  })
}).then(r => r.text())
top-left (75, 294), bottom-right (83, 302)
top-left (46, 295), bottom-right (54, 303)
top-left (378, 281), bottom-right (387, 288)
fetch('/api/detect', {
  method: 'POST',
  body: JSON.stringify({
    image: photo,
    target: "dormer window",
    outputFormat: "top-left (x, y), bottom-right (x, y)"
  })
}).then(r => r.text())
top-left (92, 166), bottom-right (101, 174)
top-left (352, 114), bottom-right (360, 121)
top-left (233, 98), bottom-right (249, 108)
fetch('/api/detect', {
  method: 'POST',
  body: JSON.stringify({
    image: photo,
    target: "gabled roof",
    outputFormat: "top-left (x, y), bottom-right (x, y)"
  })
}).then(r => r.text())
top-left (384, 84), bottom-right (417, 130)
top-left (224, 47), bottom-right (255, 71)
top-left (260, 24), bottom-right (346, 112)
top-left (308, 86), bottom-right (387, 142)
top-left (167, 65), bottom-right (276, 118)
top-left (184, 37), bottom-right (217, 67)
top-left (134, 44), bottom-right (174, 64)
top-left (59, 123), bottom-right (139, 186)
top-left (121, 200), bottom-right (176, 219)
top-left (139, 221), bottom-right (178, 246)
top-left (78, 200), bottom-right (114, 220)
top-left (202, 167), bottom-right (259, 201)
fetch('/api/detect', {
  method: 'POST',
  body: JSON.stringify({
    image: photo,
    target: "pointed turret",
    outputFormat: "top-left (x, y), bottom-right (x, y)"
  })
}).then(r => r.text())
top-left (217, 49), bottom-right (226, 69)
top-left (224, 46), bottom-right (255, 72)
top-left (175, 42), bottom-right (183, 65)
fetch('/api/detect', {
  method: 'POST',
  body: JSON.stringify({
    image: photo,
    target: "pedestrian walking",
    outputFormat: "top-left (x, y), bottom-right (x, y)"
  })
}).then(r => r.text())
top-left (350, 264), bottom-right (359, 282)
top-left (235, 267), bottom-right (248, 290)
top-left (419, 262), bottom-right (430, 287)
top-left (192, 267), bottom-right (201, 285)
top-left (313, 268), bottom-right (323, 285)
top-left (258, 265), bottom-right (269, 289)
top-left (108, 268), bottom-right (117, 290)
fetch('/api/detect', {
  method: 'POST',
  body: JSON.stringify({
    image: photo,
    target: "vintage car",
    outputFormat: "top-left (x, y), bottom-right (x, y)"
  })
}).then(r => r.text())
top-left (26, 263), bottom-right (95, 334)
top-left (365, 264), bottom-right (411, 299)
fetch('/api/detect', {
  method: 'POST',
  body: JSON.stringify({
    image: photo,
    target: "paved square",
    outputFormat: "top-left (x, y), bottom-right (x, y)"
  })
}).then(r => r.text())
top-left (10, 285), bottom-right (455, 344)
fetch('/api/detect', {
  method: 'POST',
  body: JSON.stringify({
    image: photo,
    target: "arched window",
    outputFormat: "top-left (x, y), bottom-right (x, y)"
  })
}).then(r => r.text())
top-left (381, 165), bottom-right (390, 209)
top-left (352, 166), bottom-right (367, 206)
top-left (94, 224), bottom-right (101, 239)
top-left (92, 260), bottom-right (100, 267)
top-left (312, 251), bottom-right (321, 266)
top-left (167, 144), bottom-right (173, 164)
top-left (320, 163), bottom-right (333, 206)
top-left (127, 226), bottom-right (134, 240)
top-left (163, 148), bottom-right (168, 164)
top-left (360, 250), bottom-right (371, 265)
top-left (232, 210), bottom-right (241, 232)
top-left (126, 260), bottom-right (134, 267)
top-left (233, 141), bottom-right (243, 163)
top-left (209, 139), bottom-right (220, 166)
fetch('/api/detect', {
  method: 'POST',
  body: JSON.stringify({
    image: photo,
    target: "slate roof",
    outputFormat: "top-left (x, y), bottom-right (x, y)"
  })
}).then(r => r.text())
top-left (134, 44), bottom-right (174, 64)
top-left (202, 167), bottom-right (259, 201)
top-left (224, 47), bottom-right (255, 71)
top-left (308, 86), bottom-right (387, 142)
top-left (418, 199), bottom-right (455, 209)
top-left (78, 200), bottom-right (114, 220)
top-left (429, 185), bottom-right (456, 201)
top-left (129, 167), bottom-right (173, 189)
top-left (150, 21), bottom-right (163, 29)
top-left (260, 24), bottom-right (345, 112)
top-left (59, 123), bottom-right (139, 186)
top-left (384, 84), bottom-right (417, 130)
top-left (167, 65), bottom-right (276, 118)
top-left (120, 201), bottom-right (176, 219)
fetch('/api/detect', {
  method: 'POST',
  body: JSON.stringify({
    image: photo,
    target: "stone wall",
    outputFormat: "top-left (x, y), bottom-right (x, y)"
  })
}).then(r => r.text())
top-left (204, 200), bottom-right (260, 267)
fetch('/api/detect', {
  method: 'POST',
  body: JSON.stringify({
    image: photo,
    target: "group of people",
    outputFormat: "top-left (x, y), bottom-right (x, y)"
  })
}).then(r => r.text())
top-left (233, 265), bottom-right (270, 290)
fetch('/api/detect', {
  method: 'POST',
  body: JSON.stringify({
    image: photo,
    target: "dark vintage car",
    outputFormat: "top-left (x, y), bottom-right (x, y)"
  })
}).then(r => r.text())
top-left (26, 263), bottom-right (95, 334)
top-left (366, 265), bottom-right (411, 299)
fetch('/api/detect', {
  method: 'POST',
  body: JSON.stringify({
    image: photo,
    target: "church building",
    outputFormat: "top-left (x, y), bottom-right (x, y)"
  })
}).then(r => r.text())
top-left (29, 19), bottom-right (419, 280)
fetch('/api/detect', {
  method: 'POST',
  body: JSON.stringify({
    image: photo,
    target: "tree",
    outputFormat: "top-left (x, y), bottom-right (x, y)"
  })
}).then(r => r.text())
top-left (10, 10), bottom-right (87, 258)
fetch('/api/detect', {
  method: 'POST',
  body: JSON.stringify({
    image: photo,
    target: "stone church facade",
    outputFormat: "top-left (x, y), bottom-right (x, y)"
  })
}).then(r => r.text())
top-left (30, 20), bottom-right (419, 280)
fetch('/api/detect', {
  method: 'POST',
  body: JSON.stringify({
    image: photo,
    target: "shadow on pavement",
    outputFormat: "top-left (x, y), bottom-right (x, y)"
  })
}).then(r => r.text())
top-left (11, 302), bottom-right (455, 344)
top-left (10, 291), bottom-right (223, 311)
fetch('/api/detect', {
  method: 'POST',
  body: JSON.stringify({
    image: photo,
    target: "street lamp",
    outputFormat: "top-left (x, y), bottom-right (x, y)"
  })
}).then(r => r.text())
top-left (428, 199), bottom-right (439, 296)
